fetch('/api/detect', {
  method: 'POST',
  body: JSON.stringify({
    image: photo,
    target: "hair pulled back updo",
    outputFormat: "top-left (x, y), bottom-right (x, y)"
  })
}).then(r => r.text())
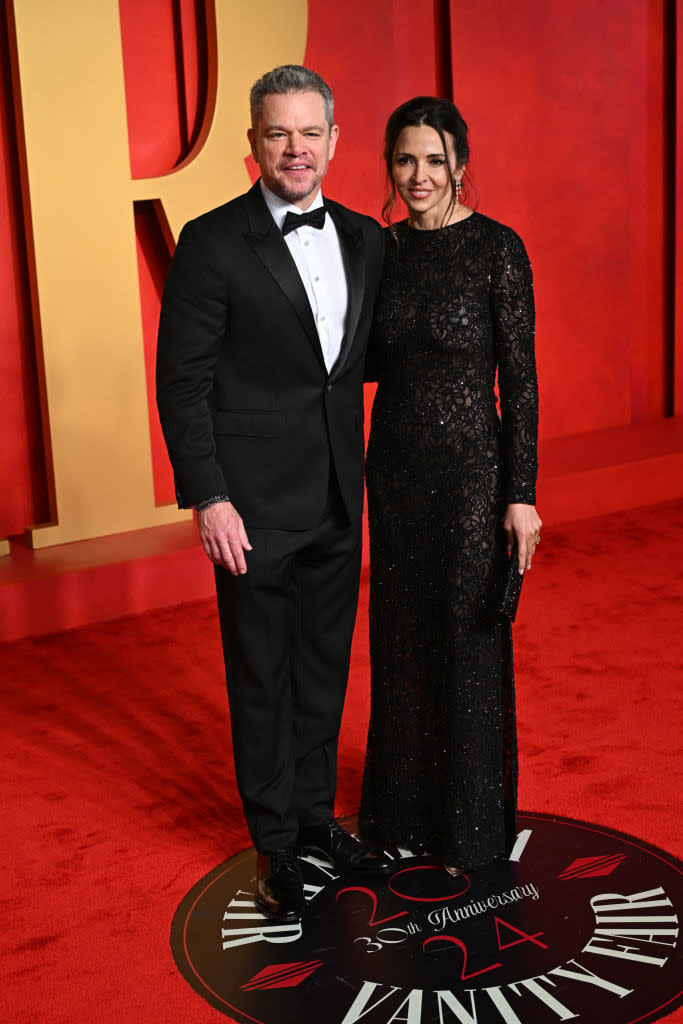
top-left (382, 96), bottom-right (472, 229)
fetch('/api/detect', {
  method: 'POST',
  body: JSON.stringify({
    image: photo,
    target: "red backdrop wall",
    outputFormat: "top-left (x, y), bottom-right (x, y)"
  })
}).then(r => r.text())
top-left (449, 0), bottom-right (668, 438)
top-left (0, 0), bottom-right (679, 539)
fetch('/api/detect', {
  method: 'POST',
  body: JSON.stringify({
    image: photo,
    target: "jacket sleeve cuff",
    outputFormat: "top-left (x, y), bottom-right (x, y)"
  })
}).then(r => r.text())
top-left (194, 494), bottom-right (230, 512)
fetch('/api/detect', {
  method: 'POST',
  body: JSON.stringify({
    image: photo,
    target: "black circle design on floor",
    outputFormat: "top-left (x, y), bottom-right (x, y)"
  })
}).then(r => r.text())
top-left (170, 812), bottom-right (683, 1024)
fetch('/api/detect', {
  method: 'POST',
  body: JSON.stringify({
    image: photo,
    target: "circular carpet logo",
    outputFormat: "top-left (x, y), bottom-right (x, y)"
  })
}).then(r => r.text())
top-left (171, 812), bottom-right (683, 1024)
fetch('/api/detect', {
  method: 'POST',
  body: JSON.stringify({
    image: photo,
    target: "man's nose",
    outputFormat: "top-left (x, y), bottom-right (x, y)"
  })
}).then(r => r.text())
top-left (285, 134), bottom-right (307, 153)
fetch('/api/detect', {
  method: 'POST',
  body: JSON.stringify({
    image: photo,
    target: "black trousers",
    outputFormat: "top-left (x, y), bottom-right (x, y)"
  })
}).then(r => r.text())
top-left (214, 488), bottom-right (362, 853)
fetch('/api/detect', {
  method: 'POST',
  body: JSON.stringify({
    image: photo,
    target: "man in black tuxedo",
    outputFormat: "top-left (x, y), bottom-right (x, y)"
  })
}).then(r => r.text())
top-left (156, 65), bottom-right (389, 922)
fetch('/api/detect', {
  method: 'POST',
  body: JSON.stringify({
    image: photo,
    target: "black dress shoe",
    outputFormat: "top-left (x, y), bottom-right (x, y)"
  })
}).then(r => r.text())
top-left (298, 819), bottom-right (393, 876)
top-left (255, 848), bottom-right (305, 922)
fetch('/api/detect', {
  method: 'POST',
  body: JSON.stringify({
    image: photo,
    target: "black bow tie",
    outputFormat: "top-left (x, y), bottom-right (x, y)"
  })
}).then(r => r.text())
top-left (282, 206), bottom-right (327, 236)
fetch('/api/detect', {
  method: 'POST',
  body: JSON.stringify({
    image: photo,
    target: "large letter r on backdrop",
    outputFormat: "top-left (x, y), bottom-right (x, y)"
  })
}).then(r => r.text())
top-left (5, 0), bottom-right (306, 549)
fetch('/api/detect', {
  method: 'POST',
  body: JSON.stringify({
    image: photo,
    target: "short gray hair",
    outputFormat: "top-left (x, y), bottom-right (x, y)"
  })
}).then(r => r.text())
top-left (250, 65), bottom-right (334, 128)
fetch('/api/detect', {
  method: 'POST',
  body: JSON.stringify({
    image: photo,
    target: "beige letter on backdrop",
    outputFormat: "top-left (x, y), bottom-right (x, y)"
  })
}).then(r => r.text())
top-left (6, 0), bottom-right (306, 548)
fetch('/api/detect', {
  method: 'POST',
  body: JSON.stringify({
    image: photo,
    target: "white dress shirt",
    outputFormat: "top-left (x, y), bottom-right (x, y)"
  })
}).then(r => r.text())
top-left (260, 181), bottom-right (349, 373)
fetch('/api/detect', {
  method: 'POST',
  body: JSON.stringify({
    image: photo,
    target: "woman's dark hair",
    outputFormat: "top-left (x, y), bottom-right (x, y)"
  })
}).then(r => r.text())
top-left (382, 96), bottom-right (472, 229)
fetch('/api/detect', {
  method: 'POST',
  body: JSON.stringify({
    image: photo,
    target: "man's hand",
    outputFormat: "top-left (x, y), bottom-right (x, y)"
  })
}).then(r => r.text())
top-left (197, 501), bottom-right (252, 575)
top-left (503, 503), bottom-right (542, 574)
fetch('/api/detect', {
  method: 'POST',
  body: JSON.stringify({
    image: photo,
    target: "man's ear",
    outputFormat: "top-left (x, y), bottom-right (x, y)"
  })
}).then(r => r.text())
top-left (328, 124), bottom-right (340, 161)
top-left (247, 127), bottom-right (259, 163)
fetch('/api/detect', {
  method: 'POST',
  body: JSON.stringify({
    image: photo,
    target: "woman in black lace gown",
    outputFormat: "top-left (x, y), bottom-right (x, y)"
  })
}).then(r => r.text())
top-left (359, 97), bottom-right (541, 874)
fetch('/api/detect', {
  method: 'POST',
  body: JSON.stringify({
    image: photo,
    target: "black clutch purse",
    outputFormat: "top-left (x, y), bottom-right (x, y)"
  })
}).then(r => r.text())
top-left (497, 542), bottom-right (525, 622)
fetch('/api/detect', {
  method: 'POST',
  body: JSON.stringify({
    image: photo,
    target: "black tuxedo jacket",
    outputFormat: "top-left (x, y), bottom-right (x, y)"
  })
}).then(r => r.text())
top-left (156, 181), bottom-right (384, 530)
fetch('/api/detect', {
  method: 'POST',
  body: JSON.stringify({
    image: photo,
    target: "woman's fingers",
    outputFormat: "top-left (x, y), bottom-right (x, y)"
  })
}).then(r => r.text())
top-left (504, 503), bottom-right (542, 573)
top-left (521, 526), bottom-right (541, 571)
top-left (517, 537), bottom-right (527, 574)
top-left (524, 523), bottom-right (543, 571)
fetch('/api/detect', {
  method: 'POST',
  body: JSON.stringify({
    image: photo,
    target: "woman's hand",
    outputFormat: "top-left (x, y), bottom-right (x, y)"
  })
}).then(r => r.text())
top-left (503, 503), bottom-right (542, 574)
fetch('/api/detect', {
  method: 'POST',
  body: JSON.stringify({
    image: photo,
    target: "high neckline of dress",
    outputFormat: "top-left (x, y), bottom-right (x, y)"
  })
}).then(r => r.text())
top-left (401, 211), bottom-right (478, 234)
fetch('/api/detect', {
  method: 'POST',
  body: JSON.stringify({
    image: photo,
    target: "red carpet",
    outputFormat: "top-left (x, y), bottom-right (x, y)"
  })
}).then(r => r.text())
top-left (2, 499), bottom-right (682, 1023)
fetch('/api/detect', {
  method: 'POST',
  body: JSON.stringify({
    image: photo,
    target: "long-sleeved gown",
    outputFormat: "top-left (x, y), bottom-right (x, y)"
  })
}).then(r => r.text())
top-left (359, 212), bottom-right (538, 870)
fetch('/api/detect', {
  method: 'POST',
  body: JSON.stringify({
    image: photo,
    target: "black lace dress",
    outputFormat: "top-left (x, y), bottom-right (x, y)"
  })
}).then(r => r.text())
top-left (359, 212), bottom-right (538, 870)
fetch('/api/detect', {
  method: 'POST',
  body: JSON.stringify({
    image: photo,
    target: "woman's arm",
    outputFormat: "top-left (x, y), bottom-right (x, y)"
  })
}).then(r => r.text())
top-left (491, 227), bottom-right (541, 572)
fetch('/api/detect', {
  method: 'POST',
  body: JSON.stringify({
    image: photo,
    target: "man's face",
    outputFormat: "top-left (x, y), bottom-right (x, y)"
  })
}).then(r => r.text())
top-left (248, 90), bottom-right (339, 209)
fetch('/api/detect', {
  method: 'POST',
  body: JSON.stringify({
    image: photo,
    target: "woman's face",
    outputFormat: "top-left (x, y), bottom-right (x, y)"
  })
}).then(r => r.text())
top-left (391, 124), bottom-right (461, 222)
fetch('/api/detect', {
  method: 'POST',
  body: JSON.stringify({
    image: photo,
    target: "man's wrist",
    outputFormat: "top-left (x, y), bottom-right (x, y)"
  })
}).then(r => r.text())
top-left (194, 494), bottom-right (230, 513)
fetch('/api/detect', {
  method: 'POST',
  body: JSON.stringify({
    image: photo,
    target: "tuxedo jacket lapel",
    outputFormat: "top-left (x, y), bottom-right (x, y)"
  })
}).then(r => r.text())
top-left (244, 184), bottom-right (326, 372)
top-left (326, 200), bottom-right (366, 381)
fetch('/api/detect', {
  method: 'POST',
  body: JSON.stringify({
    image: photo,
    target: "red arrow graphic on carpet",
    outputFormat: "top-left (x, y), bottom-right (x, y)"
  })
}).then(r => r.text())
top-left (557, 854), bottom-right (626, 879)
top-left (241, 960), bottom-right (325, 990)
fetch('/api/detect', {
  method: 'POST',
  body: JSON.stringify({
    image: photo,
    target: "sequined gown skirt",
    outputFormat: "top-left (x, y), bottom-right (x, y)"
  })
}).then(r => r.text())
top-left (359, 394), bottom-right (518, 870)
